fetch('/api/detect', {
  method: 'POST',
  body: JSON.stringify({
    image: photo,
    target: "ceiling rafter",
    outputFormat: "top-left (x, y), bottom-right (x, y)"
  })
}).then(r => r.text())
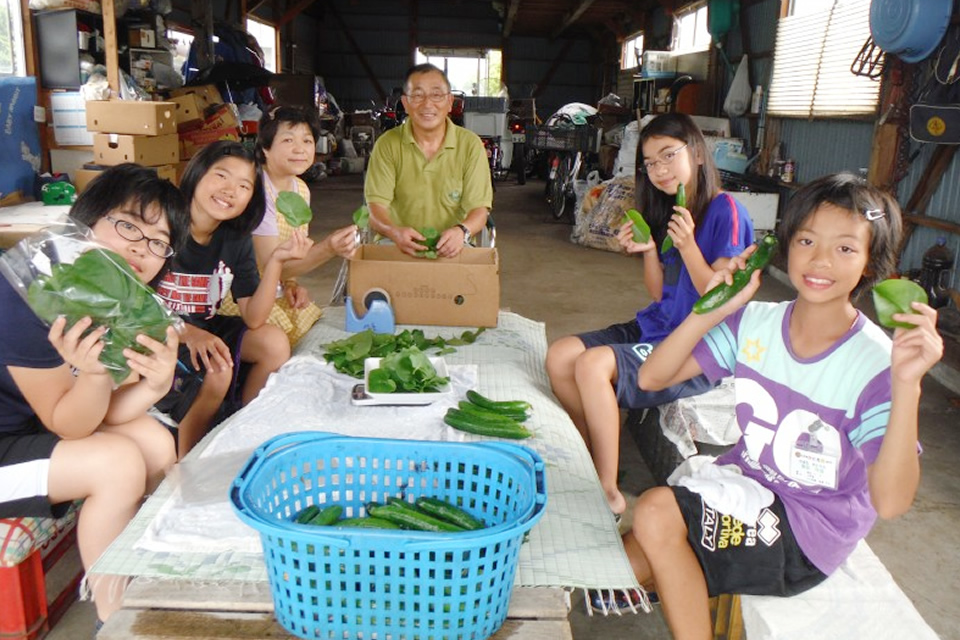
top-left (551, 0), bottom-right (598, 39)
top-left (503, 0), bottom-right (521, 37)
top-left (277, 0), bottom-right (319, 27)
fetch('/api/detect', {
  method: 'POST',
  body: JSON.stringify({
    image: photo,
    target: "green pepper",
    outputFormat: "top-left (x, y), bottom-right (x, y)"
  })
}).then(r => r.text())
top-left (621, 208), bottom-right (651, 244)
top-left (692, 233), bottom-right (778, 314)
top-left (872, 279), bottom-right (928, 329)
top-left (351, 205), bottom-right (370, 229)
top-left (661, 183), bottom-right (686, 254)
top-left (416, 227), bottom-right (440, 259)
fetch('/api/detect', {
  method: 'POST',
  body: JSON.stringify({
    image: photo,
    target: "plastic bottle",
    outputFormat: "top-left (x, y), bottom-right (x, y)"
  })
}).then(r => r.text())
top-left (751, 85), bottom-right (763, 114)
top-left (918, 237), bottom-right (954, 309)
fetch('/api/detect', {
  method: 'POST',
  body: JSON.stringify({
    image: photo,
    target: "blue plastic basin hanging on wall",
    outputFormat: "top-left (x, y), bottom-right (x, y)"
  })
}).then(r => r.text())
top-left (870, 0), bottom-right (953, 64)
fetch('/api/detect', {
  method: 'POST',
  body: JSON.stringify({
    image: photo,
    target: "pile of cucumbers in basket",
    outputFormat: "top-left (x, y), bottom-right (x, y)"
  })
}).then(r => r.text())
top-left (293, 495), bottom-right (485, 532)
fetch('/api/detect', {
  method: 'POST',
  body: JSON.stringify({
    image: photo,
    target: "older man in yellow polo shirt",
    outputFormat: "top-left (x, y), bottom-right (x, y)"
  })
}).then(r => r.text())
top-left (364, 63), bottom-right (493, 258)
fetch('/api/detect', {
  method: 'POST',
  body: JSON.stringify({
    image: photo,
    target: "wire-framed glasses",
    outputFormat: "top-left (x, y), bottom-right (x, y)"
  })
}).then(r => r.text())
top-left (640, 144), bottom-right (689, 173)
top-left (405, 90), bottom-right (450, 104)
top-left (106, 215), bottom-right (174, 258)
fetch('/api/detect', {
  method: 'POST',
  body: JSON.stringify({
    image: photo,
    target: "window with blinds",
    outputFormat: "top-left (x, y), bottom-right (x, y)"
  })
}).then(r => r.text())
top-left (767, 0), bottom-right (880, 118)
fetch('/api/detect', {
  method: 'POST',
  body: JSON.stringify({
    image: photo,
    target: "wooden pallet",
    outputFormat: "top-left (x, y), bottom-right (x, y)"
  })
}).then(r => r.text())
top-left (99, 579), bottom-right (572, 640)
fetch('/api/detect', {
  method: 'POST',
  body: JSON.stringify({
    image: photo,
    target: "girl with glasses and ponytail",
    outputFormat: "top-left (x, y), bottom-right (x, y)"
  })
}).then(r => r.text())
top-left (546, 113), bottom-right (756, 551)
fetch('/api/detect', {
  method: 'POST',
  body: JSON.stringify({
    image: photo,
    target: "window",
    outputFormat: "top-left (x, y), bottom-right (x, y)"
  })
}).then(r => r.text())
top-left (767, 0), bottom-right (879, 118)
top-left (673, 3), bottom-right (710, 53)
top-left (246, 18), bottom-right (277, 73)
top-left (166, 28), bottom-right (193, 79)
top-left (416, 48), bottom-right (503, 96)
top-left (0, 0), bottom-right (25, 77)
top-left (621, 32), bottom-right (644, 70)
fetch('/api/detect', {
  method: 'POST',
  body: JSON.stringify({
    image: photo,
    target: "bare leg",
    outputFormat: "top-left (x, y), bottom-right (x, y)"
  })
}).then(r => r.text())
top-left (545, 335), bottom-right (589, 443)
top-left (100, 414), bottom-right (176, 493)
top-left (176, 369), bottom-right (232, 460)
top-left (47, 433), bottom-right (148, 622)
top-left (575, 345), bottom-right (626, 514)
top-left (239, 324), bottom-right (290, 405)
top-left (626, 487), bottom-right (713, 639)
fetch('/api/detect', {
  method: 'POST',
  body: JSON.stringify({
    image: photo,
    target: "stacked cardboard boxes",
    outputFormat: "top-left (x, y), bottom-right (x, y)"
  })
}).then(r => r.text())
top-left (169, 85), bottom-right (242, 162)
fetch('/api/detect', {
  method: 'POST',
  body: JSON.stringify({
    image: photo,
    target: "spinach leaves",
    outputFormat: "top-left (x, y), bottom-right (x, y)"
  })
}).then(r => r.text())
top-left (367, 347), bottom-right (449, 393)
top-left (276, 191), bottom-right (313, 227)
top-left (322, 327), bottom-right (484, 378)
top-left (26, 248), bottom-right (175, 384)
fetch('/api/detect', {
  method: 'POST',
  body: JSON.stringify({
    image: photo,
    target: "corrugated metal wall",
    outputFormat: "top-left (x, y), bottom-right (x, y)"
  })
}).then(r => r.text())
top-left (308, 0), bottom-right (599, 119)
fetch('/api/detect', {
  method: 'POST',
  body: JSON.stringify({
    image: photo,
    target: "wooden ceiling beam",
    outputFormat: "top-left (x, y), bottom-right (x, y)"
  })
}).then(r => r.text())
top-left (503, 0), bottom-right (521, 37)
top-left (532, 38), bottom-right (576, 98)
top-left (551, 0), bottom-right (597, 39)
top-left (277, 0), bottom-right (318, 27)
top-left (248, 0), bottom-right (268, 16)
top-left (328, 3), bottom-right (387, 102)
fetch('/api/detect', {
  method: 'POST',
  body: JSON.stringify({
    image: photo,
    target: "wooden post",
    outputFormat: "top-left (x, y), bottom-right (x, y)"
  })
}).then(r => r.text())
top-left (102, 0), bottom-right (118, 94)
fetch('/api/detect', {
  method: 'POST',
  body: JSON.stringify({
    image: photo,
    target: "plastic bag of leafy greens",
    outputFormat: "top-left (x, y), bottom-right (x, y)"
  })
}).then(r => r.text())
top-left (0, 219), bottom-right (181, 385)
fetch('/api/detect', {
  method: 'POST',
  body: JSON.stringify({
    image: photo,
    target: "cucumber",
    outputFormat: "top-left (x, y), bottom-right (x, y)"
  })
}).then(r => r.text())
top-left (337, 517), bottom-right (402, 529)
top-left (294, 505), bottom-right (320, 524)
top-left (465, 390), bottom-right (532, 415)
top-left (386, 497), bottom-right (425, 514)
top-left (415, 496), bottom-right (485, 530)
top-left (661, 183), bottom-right (686, 254)
top-left (443, 408), bottom-right (533, 440)
top-left (693, 233), bottom-right (778, 314)
top-left (457, 400), bottom-right (528, 423)
top-left (368, 504), bottom-right (466, 532)
top-left (308, 504), bottom-right (343, 526)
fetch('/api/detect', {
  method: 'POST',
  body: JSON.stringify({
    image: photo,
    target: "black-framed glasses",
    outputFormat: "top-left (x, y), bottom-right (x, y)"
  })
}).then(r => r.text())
top-left (640, 144), bottom-right (689, 173)
top-left (106, 215), bottom-right (175, 258)
top-left (405, 90), bottom-right (450, 104)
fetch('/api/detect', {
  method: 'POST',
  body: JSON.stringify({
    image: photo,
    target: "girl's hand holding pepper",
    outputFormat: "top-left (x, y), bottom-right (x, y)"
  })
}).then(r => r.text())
top-left (890, 303), bottom-right (943, 386)
top-left (666, 205), bottom-right (696, 252)
top-left (617, 221), bottom-right (656, 254)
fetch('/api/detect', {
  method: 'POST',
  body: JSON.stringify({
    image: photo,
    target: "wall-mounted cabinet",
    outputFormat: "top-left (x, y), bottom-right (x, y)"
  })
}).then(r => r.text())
top-left (34, 9), bottom-right (104, 90)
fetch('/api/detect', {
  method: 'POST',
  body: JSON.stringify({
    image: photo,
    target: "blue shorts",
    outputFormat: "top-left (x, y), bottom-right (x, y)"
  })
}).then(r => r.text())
top-left (672, 486), bottom-right (827, 597)
top-left (578, 320), bottom-right (716, 409)
top-left (0, 419), bottom-right (70, 518)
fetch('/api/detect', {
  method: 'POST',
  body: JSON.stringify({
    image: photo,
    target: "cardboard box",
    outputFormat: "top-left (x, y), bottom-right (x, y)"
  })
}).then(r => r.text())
top-left (169, 85), bottom-right (223, 110)
top-left (85, 101), bottom-right (177, 136)
top-left (169, 94), bottom-right (205, 132)
top-left (128, 27), bottom-right (155, 48)
top-left (348, 245), bottom-right (500, 327)
top-left (201, 104), bottom-right (240, 131)
top-left (93, 133), bottom-right (179, 167)
top-left (178, 126), bottom-right (241, 160)
top-left (74, 163), bottom-right (177, 192)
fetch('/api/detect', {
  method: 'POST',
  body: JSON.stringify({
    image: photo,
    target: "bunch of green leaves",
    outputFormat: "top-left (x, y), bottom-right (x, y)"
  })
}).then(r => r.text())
top-left (26, 248), bottom-right (175, 384)
top-left (367, 346), bottom-right (450, 393)
top-left (322, 327), bottom-right (485, 378)
top-left (872, 278), bottom-right (928, 329)
top-left (417, 227), bottom-right (440, 259)
top-left (276, 191), bottom-right (313, 227)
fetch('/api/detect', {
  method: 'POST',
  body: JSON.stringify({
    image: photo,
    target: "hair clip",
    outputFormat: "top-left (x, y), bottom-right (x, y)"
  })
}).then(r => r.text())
top-left (863, 208), bottom-right (885, 221)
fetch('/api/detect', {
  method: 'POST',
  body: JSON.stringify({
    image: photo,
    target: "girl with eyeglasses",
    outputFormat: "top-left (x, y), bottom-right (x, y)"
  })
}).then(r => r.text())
top-left (154, 140), bottom-right (312, 458)
top-left (0, 164), bottom-right (189, 629)
top-left (216, 105), bottom-right (358, 345)
top-left (546, 113), bottom-right (755, 536)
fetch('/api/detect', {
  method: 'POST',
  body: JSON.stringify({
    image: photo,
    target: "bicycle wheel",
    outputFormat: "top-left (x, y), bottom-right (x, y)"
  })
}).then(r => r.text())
top-left (548, 154), bottom-right (573, 220)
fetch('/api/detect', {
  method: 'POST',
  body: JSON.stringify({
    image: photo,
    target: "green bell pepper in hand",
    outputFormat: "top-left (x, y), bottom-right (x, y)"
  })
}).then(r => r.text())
top-left (661, 182), bottom-right (686, 254)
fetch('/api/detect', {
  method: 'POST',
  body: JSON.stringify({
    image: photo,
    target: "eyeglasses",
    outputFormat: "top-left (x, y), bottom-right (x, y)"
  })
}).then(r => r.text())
top-left (405, 90), bottom-right (450, 104)
top-left (640, 144), bottom-right (688, 173)
top-left (106, 215), bottom-right (175, 258)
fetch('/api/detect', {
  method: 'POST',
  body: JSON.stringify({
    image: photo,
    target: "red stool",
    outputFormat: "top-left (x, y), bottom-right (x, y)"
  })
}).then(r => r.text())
top-left (0, 507), bottom-right (82, 640)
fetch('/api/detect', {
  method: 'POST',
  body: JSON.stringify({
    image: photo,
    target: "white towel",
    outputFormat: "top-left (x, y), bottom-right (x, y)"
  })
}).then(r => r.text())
top-left (668, 456), bottom-right (774, 526)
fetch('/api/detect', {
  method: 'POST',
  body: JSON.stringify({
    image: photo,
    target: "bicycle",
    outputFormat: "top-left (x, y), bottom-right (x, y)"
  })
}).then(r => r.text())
top-left (529, 114), bottom-right (599, 221)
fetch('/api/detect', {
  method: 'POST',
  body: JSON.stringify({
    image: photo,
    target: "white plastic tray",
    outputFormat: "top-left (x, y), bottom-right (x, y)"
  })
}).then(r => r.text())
top-left (361, 356), bottom-right (451, 405)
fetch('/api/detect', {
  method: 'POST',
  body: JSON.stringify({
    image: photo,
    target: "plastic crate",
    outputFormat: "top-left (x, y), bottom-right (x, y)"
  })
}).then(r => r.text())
top-left (230, 432), bottom-right (547, 640)
top-left (462, 96), bottom-right (508, 113)
top-left (526, 125), bottom-right (597, 152)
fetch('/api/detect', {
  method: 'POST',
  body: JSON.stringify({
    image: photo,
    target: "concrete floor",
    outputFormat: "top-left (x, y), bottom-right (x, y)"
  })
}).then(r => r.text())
top-left (54, 173), bottom-right (960, 639)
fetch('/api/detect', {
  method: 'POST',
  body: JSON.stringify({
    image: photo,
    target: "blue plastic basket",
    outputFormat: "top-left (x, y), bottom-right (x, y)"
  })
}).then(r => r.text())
top-left (230, 432), bottom-right (547, 640)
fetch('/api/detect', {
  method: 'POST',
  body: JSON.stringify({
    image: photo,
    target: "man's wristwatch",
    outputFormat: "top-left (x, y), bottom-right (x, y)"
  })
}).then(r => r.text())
top-left (456, 223), bottom-right (471, 245)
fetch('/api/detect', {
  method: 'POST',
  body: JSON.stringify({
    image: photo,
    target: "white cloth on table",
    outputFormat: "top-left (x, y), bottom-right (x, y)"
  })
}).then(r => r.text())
top-left (668, 455), bottom-right (774, 526)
